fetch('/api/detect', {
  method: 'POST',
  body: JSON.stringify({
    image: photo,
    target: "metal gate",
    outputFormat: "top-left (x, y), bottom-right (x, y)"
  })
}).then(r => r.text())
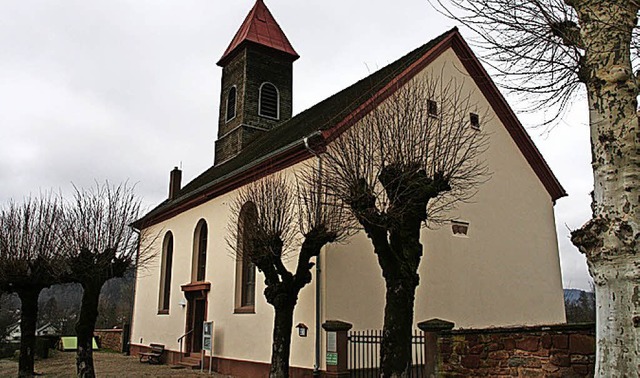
top-left (347, 330), bottom-right (426, 378)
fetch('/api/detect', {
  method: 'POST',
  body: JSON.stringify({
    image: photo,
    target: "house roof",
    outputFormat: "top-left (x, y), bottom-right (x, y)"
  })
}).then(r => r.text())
top-left (133, 28), bottom-right (566, 229)
top-left (217, 0), bottom-right (299, 66)
top-left (6, 322), bottom-right (58, 334)
top-left (37, 323), bottom-right (58, 334)
top-left (7, 322), bottom-right (19, 333)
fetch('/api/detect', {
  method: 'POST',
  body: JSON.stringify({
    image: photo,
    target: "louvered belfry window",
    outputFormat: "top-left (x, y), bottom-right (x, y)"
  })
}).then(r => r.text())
top-left (259, 83), bottom-right (279, 119)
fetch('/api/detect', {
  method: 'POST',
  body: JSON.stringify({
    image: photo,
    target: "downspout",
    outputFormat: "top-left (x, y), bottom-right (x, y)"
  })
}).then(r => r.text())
top-left (127, 228), bottom-right (141, 355)
top-left (303, 136), bottom-right (323, 378)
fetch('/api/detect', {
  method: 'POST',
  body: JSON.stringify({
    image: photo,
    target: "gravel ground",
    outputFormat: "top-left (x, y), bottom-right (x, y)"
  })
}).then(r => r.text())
top-left (0, 350), bottom-right (234, 377)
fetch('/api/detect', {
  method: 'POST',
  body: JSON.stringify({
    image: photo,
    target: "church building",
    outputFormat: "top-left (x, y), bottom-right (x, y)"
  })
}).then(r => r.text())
top-left (130, 1), bottom-right (567, 376)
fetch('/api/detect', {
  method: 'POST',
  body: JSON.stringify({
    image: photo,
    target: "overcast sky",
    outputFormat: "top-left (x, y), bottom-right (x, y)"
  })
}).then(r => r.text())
top-left (0, 0), bottom-right (593, 290)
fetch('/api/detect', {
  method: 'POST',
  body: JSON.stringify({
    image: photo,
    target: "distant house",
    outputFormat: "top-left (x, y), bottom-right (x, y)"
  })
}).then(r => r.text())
top-left (5, 322), bottom-right (60, 342)
top-left (130, 1), bottom-right (567, 376)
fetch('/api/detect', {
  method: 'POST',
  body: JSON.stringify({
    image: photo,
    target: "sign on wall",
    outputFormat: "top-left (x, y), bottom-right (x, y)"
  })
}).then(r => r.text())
top-left (326, 331), bottom-right (338, 366)
top-left (327, 331), bottom-right (337, 352)
top-left (326, 352), bottom-right (338, 366)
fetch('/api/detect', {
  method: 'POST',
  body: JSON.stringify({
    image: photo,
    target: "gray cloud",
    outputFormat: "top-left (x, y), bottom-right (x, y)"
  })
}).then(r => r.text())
top-left (0, 0), bottom-right (592, 289)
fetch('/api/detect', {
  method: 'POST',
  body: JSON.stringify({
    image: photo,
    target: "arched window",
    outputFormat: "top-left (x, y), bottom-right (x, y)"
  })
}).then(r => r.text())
top-left (235, 202), bottom-right (257, 311)
top-left (158, 232), bottom-right (174, 313)
top-left (258, 82), bottom-right (279, 119)
top-left (241, 253), bottom-right (256, 307)
top-left (192, 220), bottom-right (208, 282)
top-left (226, 86), bottom-right (237, 122)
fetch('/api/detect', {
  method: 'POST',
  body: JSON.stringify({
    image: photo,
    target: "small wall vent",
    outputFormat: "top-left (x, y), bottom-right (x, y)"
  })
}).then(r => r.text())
top-left (451, 220), bottom-right (469, 236)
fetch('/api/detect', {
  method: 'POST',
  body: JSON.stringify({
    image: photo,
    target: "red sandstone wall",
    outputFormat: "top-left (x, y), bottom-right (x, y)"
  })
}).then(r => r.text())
top-left (94, 329), bottom-right (123, 352)
top-left (437, 324), bottom-right (595, 377)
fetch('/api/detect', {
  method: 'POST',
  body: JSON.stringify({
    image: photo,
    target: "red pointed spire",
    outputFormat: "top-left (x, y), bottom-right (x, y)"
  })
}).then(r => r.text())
top-left (217, 0), bottom-right (299, 66)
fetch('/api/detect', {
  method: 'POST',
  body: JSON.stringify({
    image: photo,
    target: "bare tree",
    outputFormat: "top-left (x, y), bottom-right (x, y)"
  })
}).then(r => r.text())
top-left (322, 75), bottom-right (489, 377)
top-left (228, 172), bottom-right (352, 378)
top-left (431, 0), bottom-right (640, 374)
top-left (60, 182), bottom-right (152, 378)
top-left (0, 195), bottom-right (65, 377)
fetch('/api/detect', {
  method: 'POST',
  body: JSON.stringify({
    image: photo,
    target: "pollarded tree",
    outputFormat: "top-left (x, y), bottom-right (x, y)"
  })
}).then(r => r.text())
top-left (431, 0), bottom-right (639, 374)
top-left (322, 75), bottom-right (489, 377)
top-left (0, 195), bottom-right (66, 377)
top-left (60, 182), bottom-right (153, 378)
top-left (228, 172), bottom-right (352, 378)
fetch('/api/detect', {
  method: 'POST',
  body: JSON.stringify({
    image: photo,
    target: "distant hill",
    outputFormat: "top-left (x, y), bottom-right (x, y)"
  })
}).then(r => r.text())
top-left (564, 288), bottom-right (588, 304)
top-left (1, 271), bottom-right (134, 336)
top-left (563, 288), bottom-right (595, 323)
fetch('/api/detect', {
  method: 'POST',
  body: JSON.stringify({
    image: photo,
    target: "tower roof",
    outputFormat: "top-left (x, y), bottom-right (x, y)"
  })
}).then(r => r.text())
top-left (218, 0), bottom-right (299, 66)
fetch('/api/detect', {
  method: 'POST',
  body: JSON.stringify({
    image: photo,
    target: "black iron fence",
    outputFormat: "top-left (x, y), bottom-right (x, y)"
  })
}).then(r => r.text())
top-left (347, 329), bottom-right (426, 378)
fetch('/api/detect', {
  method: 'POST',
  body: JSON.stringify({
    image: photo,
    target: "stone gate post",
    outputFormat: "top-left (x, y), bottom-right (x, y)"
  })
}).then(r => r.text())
top-left (322, 320), bottom-right (352, 378)
top-left (418, 318), bottom-right (455, 378)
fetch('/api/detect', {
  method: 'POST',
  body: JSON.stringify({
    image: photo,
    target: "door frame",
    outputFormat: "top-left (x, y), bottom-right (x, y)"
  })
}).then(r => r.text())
top-left (180, 282), bottom-right (210, 356)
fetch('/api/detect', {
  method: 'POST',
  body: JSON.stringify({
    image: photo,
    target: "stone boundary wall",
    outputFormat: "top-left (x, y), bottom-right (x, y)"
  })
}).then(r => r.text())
top-left (94, 328), bottom-right (123, 352)
top-left (436, 323), bottom-right (595, 377)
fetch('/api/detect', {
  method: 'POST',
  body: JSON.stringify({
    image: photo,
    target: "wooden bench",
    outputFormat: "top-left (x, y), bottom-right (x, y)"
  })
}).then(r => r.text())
top-left (139, 343), bottom-right (164, 364)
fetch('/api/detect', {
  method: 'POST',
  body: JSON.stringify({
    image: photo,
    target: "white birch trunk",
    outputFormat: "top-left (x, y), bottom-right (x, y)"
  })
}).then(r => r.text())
top-left (569, 0), bottom-right (640, 376)
top-left (589, 256), bottom-right (640, 376)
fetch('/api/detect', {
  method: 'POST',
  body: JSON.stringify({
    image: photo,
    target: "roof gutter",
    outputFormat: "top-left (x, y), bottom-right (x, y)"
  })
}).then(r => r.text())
top-left (201, 130), bottom-right (325, 199)
top-left (134, 131), bottom-right (325, 229)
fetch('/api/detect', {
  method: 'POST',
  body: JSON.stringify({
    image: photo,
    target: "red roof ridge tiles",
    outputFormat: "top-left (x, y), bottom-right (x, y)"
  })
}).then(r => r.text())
top-left (217, 0), bottom-right (299, 66)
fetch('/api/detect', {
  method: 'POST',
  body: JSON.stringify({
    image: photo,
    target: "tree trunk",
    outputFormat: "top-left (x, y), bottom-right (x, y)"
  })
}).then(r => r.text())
top-left (269, 302), bottom-right (296, 378)
top-left (380, 277), bottom-right (418, 378)
top-left (568, 1), bottom-right (640, 376)
top-left (16, 287), bottom-right (42, 378)
top-left (75, 283), bottom-right (102, 378)
top-left (360, 203), bottom-right (422, 378)
top-left (588, 257), bottom-right (640, 376)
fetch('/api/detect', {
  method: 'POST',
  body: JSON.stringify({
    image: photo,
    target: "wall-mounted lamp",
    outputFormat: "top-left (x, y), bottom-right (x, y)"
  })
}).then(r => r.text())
top-left (296, 323), bottom-right (308, 338)
top-left (179, 298), bottom-right (187, 308)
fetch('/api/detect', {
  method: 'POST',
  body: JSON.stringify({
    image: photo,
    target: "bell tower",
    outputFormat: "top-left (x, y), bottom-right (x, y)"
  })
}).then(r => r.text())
top-left (214, 0), bottom-right (299, 165)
